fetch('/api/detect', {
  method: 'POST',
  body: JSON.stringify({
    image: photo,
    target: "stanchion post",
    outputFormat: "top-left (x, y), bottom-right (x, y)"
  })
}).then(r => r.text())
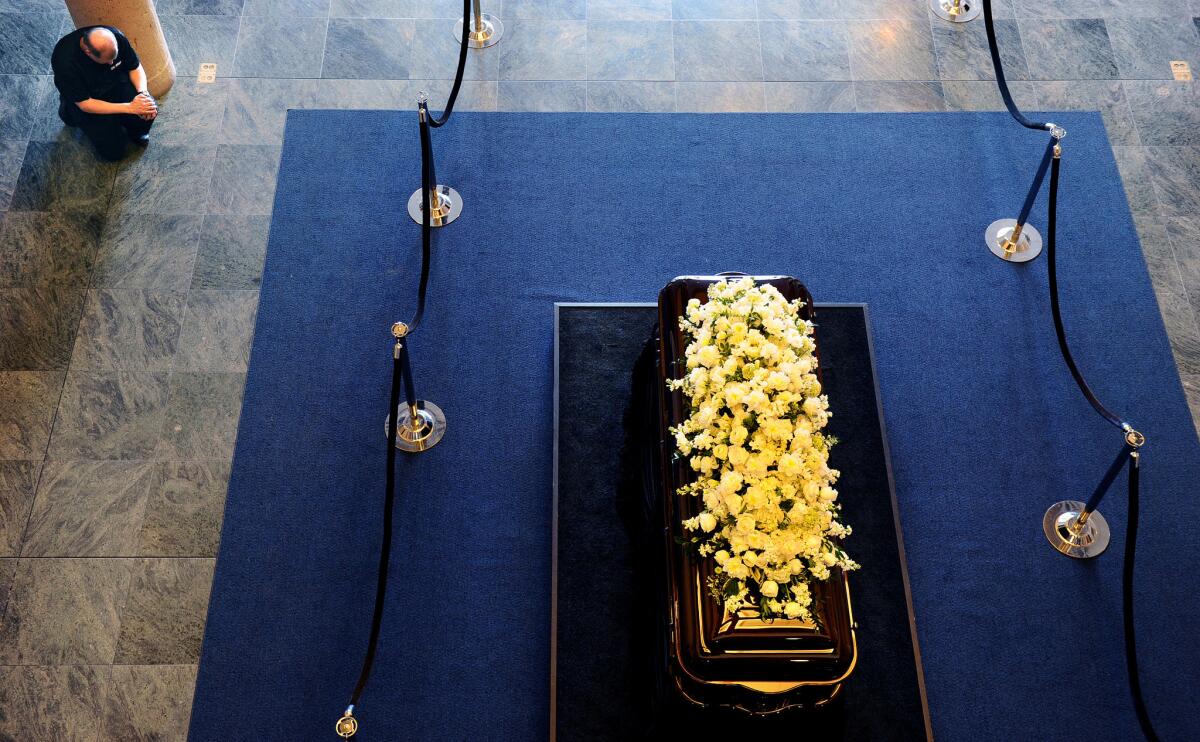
top-left (407, 95), bottom-right (463, 227)
top-left (454, 0), bottom-right (503, 48)
top-left (1042, 426), bottom-right (1144, 559)
top-left (931, 0), bottom-right (980, 22)
top-left (384, 322), bottom-right (447, 452)
top-left (985, 124), bottom-right (1065, 263)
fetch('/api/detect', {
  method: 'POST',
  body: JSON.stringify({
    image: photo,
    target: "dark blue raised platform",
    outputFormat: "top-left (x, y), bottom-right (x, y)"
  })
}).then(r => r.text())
top-left (190, 111), bottom-right (1200, 741)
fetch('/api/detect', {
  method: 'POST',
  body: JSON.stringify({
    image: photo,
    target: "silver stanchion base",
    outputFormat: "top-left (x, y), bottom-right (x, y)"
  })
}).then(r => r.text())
top-left (407, 185), bottom-right (462, 227)
top-left (986, 218), bottom-right (1043, 263)
top-left (454, 13), bottom-right (503, 48)
top-left (384, 401), bottom-right (447, 452)
top-left (1043, 501), bottom-right (1110, 559)
top-left (931, 0), bottom-right (980, 22)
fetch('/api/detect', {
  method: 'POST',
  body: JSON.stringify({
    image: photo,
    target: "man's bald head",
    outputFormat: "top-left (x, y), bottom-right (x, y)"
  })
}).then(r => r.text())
top-left (80, 27), bottom-right (118, 65)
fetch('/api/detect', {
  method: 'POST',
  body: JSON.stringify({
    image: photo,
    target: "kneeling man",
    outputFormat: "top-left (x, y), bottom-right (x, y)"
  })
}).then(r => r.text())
top-left (51, 26), bottom-right (158, 161)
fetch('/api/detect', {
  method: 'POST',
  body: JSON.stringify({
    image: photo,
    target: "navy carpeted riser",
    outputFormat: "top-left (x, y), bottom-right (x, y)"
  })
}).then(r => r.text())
top-left (554, 305), bottom-right (927, 740)
top-left (191, 112), bottom-right (1200, 741)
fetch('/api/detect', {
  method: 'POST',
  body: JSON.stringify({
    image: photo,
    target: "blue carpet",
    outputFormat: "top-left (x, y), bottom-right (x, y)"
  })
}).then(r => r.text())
top-left (190, 111), bottom-right (1200, 741)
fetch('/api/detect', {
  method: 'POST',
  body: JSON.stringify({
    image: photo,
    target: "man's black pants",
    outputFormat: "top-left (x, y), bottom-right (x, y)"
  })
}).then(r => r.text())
top-left (59, 79), bottom-right (154, 161)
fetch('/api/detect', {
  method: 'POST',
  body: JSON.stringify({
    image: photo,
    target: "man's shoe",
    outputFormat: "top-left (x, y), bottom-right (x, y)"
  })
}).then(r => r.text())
top-left (130, 133), bottom-right (150, 146)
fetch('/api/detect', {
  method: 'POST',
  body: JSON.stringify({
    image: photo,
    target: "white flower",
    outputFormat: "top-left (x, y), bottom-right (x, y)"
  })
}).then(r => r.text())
top-left (669, 279), bottom-right (857, 620)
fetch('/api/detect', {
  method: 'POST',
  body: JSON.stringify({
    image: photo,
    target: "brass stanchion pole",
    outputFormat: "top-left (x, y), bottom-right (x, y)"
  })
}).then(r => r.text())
top-left (453, 0), bottom-right (503, 48)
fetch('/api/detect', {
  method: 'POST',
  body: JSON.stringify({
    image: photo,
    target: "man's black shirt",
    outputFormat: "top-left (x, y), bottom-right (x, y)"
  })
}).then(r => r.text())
top-left (51, 27), bottom-right (141, 104)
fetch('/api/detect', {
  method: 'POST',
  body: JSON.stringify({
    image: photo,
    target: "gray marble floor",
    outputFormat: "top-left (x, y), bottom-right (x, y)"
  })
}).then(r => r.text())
top-left (2, 0), bottom-right (1200, 737)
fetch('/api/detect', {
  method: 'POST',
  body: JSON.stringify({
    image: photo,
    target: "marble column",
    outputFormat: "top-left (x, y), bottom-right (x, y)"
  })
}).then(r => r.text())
top-left (63, 0), bottom-right (175, 97)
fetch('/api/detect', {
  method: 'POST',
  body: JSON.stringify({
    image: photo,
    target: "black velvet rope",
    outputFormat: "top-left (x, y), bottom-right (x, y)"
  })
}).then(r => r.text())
top-left (1123, 454), bottom-right (1159, 742)
top-left (341, 1), bottom-right (470, 714)
top-left (425, 0), bottom-right (472, 128)
top-left (982, 0), bottom-right (1050, 131)
top-left (1047, 153), bottom-right (1126, 430)
top-left (348, 344), bottom-right (406, 708)
top-left (1048, 153), bottom-right (1160, 742)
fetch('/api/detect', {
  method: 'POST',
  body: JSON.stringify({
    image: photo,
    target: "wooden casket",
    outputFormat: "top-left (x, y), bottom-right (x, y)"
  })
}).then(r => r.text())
top-left (639, 274), bottom-right (857, 716)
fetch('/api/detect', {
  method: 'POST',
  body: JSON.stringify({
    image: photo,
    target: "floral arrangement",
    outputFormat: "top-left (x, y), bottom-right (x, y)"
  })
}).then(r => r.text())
top-left (668, 277), bottom-right (857, 623)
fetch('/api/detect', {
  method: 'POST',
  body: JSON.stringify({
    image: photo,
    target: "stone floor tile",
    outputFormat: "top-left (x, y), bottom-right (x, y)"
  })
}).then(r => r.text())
top-left (0, 665), bottom-right (110, 742)
top-left (847, 20), bottom-right (938, 81)
top-left (499, 20), bottom-right (587, 80)
top-left (206, 145), bottom-right (281, 216)
top-left (760, 20), bottom-right (852, 82)
top-left (1030, 80), bottom-right (1139, 146)
top-left (137, 461), bottom-right (229, 557)
top-left (312, 78), bottom-right (413, 108)
top-left (1012, 0), bottom-right (1178, 18)
top-left (0, 210), bottom-right (104, 288)
top-left (497, 80), bottom-right (586, 111)
top-left (932, 18), bottom-right (1028, 81)
top-left (586, 81), bottom-right (676, 112)
top-left (98, 665), bottom-right (198, 742)
top-left (9, 138), bottom-right (119, 214)
top-left (411, 0), bottom-right (466, 19)
top-left (232, 16), bottom-right (328, 79)
top-left (150, 77), bottom-right (230, 148)
top-left (191, 215), bottom-right (271, 290)
top-left (47, 371), bottom-right (172, 460)
top-left (0, 556), bottom-right (14, 615)
top-left (323, 18), bottom-right (414, 79)
top-left (1019, 18), bottom-right (1119, 80)
top-left (69, 290), bottom-right (186, 371)
top-left (503, 0), bottom-right (585, 20)
top-left (1123, 80), bottom-right (1200, 147)
top-left (93, 214), bottom-right (203, 291)
top-left (1144, 145), bottom-right (1200, 217)
top-left (241, 0), bottom-right (331, 14)
top-left (756, 0), bottom-right (854, 20)
top-left (587, 0), bottom-right (670, 21)
top-left (220, 78), bottom-right (320, 145)
top-left (156, 372), bottom-right (246, 460)
top-left (20, 460), bottom-right (159, 557)
top-left (672, 0), bottom-right (755, 20)
top-left (0, 12), bottom-right (62, 75)
top-left (674, 81), bottom-right (765, 112)
top-left (1133, 214), bottom-right (1186, 291)
top-left (0, 138), bottom-right (24, 211)
top-left (108, 144), bottom-right (217, 217)
top-left (409, 18), bottom-right (500, 81)
top-left (0, 557), bottom-right (134, 664)
top-left (1111, 145), bottom-right (1161, 216)
top-left (587, 21), bottom-right (674, 81)
top-left (764, 81), bottom-right (856, 112)
top-left (159, 14), bottom-right (241, 79)
top-left (155, 0), bottom-right (245, 13)
top-left (0, 286), bottom-right (85, 370)
top-left (0, 371), bottom-right (61, 459)
top-left (410, 79), bottom-right (498, 110)
top-left (674, 21), bottom-right (763, 82)
top-left (330, 0), bottom-right (416, 17)
top-left (854, 81), bottom-right (946, 112)
top-left (114, 558), bottom-right (215, 664)
top-left (0, 74), bottom-right (52, 140)
top-left (1165, 216), bottom-right (1200, 320)
top-left (941, 80), bottom-right (1039, 111)
top-left (0, 460), bottom-right (38, 557)
top-left (1155, 285), bottom-right (1200, 375)
top-left (175, 290), bottom-right (259, 372)
top-left (1107, 17), bottom-right (1200, 80)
